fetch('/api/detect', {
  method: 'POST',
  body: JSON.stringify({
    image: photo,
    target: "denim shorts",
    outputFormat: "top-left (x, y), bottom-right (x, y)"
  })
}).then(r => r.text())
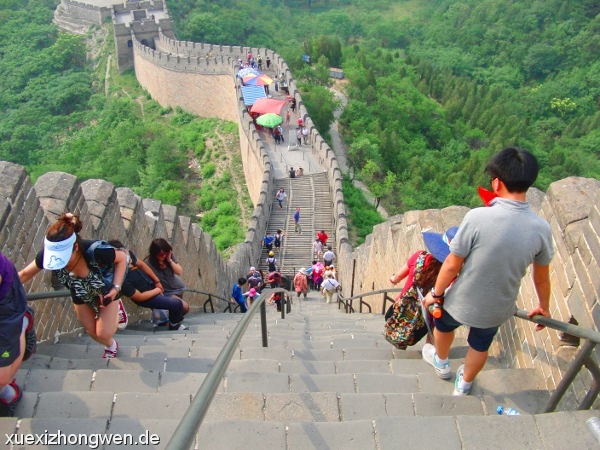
top-left (433, 309), bottom-right (499, 352)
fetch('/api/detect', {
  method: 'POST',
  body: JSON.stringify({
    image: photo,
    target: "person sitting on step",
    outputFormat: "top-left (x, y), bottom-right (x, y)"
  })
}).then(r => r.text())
top-left (109, 240), bottom-right (189, 331)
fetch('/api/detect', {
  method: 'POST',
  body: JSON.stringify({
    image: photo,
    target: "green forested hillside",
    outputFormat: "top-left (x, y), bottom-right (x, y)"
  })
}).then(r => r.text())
top-left (171, 0), bottom-right (599, 215)
top-left (0, 1), bottom-right (250, 254)
top-left (1, 0), bottom-right (598, 248)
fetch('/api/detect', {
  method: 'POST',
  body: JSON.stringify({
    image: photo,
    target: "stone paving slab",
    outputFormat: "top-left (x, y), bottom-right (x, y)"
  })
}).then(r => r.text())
top-left (239, 337), bottom-right (288, 349)
top-left (0, 418), bottom-right (17, 438)
top-left (45, 356), bottom-right (109, 370)
top-left (377, 416), bottom-right (462, 449)
top-left (16, 418), bottom-right (108, 449)
top-left (240, 347), bottom-right (293, 361)
top-left (343, 347), bottom-right (395, 360)
top-left (226, 372), bottom-right (290, 393)
top-left (416, 371), bottom-right (457, 395)
top-left (226, 359), bottom-right (280, 374)
top-left (35, 343), bottom-right (89, 359)
top-left (279, 360), bottom-right (337, 375)
top-left (340, 393), bottom-right (414, 420)
top-left (335, 360), bottom-right (391, 374)
top-left (26, 369), bottom-right (93, 392)
top-left (535, 410), bottom-right (599, 450)
top-left (456, 414), bottom-right (545, 449)
top-left (288, 420), bottom-right (376, 449)
top-left (143, 336), bottom-right (197, 346)
top-left (290, 348), bottom-right (345, 361)
top-left (14, 392), bottom-right (37, 419)
top-left (189, 347), bottom-right (222, 359)
top-left (170, 328), bottom-right (231, 338)
top-left (290, 373), bottom-right (355, 393)
top-left (93, 369), bottom-right (159, 393)
top-left (390, 358), bottom-right (432, 373)
top-left (413, 393), bottom-right (485, 416)
top-left (159, 372), bottom-right (210, 395)
top-left (35, 391), bottom-right (114, 419)
top-left (474, 368), bottom-right (550, 414)
top-left (205, 393), bottom-right (264, 421)
top-left (356, 373), bottom-right (419, 394)
top-left (198, 420), bottom-right (286, 450)
top-left (391, 347), bottom-right (425, 359)
top-left (107, 357), bottom-right (165, 372)
top-left (19, 354), bottom-right (53, 370)
top-left (106, 418), bottom-right (180, 450)
top-left (283, 337), bottom-right (381, 349)
top-left (165, 357), bottom-right (214, 373)
top-left (113, 393), bottom-right (190, 420)
top-left (138, 345), bottom-right (190, 358)
top-left (264, 392), bottom-right (339, 422)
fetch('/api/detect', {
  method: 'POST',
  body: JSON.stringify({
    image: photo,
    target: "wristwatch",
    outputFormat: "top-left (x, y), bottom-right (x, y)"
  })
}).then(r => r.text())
top-left (113, 284), bottom-right (122, 293)
top-left (430, 287), bottom-right (444, 299)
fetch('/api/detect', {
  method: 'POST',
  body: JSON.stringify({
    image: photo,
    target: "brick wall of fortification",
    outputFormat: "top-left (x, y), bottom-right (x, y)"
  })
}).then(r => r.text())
top-left (0, 161), bottom-right (244, 344)
top-left (133, 42), bottom-right (237, 122)
top-left (57, 0), bottom-right (111, 24)
top-left (339, 176), bottom-right (600, 407)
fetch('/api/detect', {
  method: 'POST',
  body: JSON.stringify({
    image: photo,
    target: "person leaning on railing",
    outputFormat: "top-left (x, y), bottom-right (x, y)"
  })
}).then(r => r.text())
top-left (19, 212), bottom-right (128, 359)
top-left (421, 147), bottom-right (554, 397)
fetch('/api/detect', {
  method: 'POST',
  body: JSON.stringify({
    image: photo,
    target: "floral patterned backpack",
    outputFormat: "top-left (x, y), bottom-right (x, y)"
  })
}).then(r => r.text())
top-left (384, 251), bottom-right (429, 350)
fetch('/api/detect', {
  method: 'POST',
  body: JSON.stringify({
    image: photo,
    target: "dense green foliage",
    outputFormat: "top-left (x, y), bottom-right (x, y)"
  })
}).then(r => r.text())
top-left (171, 0), bottom-right (599, 220)
top-left (341, 176), bottom-right (384, 246)
top-left (0, 1), bottom-right (250, 254)
top-left (346, 0), bottom-right (600, 212)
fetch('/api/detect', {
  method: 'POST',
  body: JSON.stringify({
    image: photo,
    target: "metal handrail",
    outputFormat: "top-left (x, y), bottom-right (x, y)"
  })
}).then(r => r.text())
top-left (165, 287), bottom-right (290, 450)
top-left (181, 288), bottom-right (234, 313)
top-left (514, 308), bottom-right (600, 412)
top-left (25, 287), bottom-right (237, 314)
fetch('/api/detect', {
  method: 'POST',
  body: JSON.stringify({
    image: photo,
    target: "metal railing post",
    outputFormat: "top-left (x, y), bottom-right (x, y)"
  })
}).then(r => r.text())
top-left (260, 301), bottom-right (268, 348)
top-left (542, 340), bottom-right (596, 413)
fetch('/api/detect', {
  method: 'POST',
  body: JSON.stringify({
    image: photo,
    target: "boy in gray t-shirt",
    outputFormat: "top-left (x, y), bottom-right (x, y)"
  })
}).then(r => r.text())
top-left (422, 147), bottom-right (554, 396)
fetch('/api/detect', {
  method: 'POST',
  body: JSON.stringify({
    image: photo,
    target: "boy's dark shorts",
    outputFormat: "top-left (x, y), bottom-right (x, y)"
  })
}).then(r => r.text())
top-left (434, 310), bottom-right (499, 352)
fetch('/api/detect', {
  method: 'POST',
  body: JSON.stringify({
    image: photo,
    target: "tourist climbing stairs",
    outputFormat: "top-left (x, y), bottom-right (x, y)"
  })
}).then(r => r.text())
top-left (260, 173), bottom-right (335, 279)
top-left (7, 293), bottom-right (597, 449)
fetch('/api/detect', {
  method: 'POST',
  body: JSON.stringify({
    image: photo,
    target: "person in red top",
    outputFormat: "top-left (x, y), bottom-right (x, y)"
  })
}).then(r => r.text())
top-left (317, 230), bottom-right (328, 246)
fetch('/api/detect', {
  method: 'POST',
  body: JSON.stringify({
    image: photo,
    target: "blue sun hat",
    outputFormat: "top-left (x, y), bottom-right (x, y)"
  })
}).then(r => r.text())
top-left (422, 226), bottom-right (459, 263)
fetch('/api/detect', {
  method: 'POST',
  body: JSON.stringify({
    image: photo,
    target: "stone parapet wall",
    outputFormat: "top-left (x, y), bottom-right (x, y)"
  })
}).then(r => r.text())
top-left (340, 176), bottom-right (600, 405)
top-left (0, 161), bottom-right (234, 343)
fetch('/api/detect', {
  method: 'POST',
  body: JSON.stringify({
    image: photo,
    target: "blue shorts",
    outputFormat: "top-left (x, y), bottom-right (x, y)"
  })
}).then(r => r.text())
top-left (433, 310), bottom-right (499, 352)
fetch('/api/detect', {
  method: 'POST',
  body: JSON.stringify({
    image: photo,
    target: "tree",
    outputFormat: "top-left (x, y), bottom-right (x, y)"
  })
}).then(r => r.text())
top-left (359, 160), bottom-right (396, 208)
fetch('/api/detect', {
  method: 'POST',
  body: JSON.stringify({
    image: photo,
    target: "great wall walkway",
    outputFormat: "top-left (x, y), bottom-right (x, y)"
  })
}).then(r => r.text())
top-left (3, 2), bottom-right (599, 449)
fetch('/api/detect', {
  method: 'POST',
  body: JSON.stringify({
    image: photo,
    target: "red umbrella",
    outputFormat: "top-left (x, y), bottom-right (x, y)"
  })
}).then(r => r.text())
top-left (250, 98), bottom-right (288, 115)
top-left (242, 74), bottom-right (273, 86)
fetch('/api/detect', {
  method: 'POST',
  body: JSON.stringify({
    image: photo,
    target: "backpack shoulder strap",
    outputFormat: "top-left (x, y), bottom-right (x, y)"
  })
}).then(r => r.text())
top-left (412, 251), bottom-right (429, 284)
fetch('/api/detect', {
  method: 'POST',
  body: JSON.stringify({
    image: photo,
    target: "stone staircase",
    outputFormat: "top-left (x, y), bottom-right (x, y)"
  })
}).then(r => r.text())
top-left (261, 173), bottom-right (335, 277)
top-left (4, 292), bottom-right (598, 449)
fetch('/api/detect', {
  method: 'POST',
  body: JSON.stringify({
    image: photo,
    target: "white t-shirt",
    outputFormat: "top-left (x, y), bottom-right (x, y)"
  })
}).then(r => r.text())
top-left (322, 278), bottom-right (340, 292)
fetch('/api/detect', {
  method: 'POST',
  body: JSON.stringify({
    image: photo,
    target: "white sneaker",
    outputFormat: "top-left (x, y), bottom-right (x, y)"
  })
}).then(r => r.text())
top-left (117, 299), bottom-right (128, 330)
top-left (422, 343), bottom-right (452, 379)
top-left (453, 364), bottom-right (471, 396)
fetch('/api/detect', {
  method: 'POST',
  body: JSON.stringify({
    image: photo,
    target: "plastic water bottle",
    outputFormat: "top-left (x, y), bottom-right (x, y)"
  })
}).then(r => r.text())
top-left (429, 302), bottom-right (443, 319)
top-left (496, 405), bottom-right (520, 416)
top-left (585, 417), bottom-right (600, 444)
